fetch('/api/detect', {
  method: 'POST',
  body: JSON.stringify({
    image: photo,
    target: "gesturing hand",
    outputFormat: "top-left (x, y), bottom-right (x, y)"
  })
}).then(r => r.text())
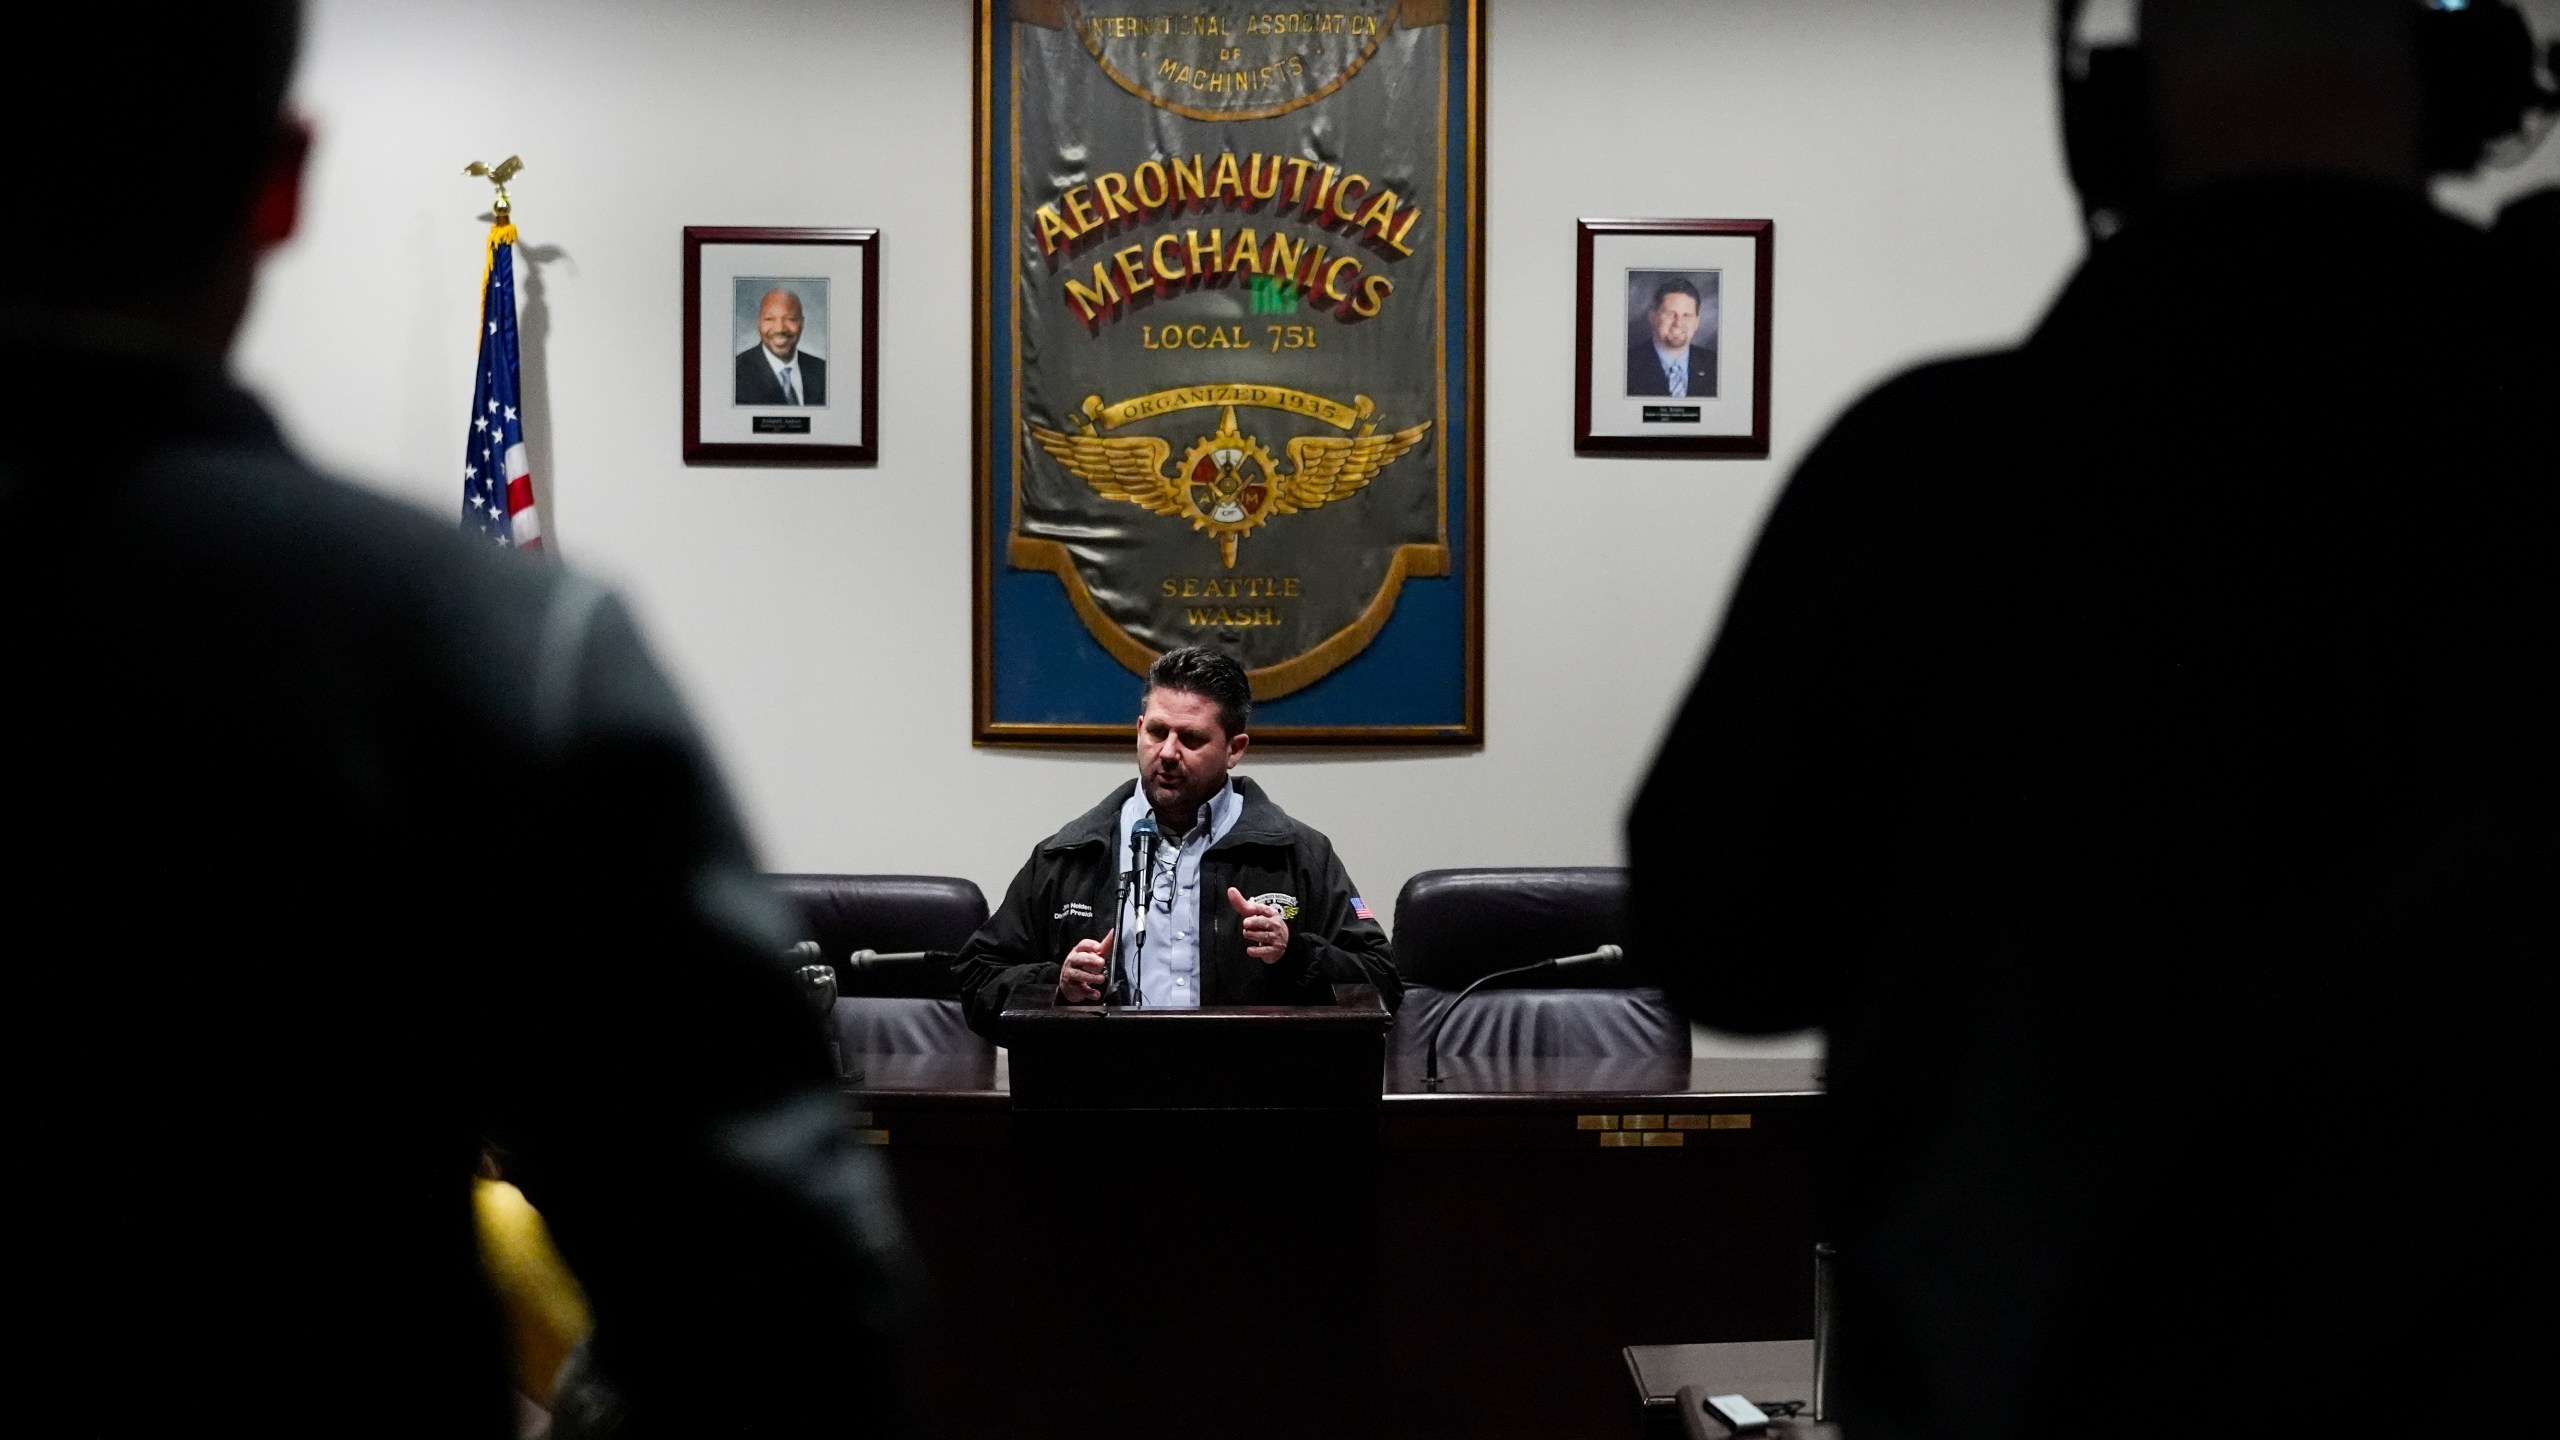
top-left (1059, 928), bottom-right (1114, 1003)
top-left (1227, 887), bottom-right (1290, 964)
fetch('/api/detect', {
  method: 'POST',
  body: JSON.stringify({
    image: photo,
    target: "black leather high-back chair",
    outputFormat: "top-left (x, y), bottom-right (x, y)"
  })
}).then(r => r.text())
top-left (1389, 867), bottom-right (1687, 1065)
top-left (768, 874), bottom-right (992, 1056)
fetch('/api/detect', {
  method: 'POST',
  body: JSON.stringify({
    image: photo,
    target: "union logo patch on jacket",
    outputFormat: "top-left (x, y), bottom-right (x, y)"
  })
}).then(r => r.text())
top-left (1249, 892), bottom-right (1300, 920)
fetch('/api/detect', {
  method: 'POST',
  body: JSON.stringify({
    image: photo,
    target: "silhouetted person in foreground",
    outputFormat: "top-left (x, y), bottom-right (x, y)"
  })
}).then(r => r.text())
top-left (1628, 3), bottom-right (2556, 1437)
top-left (2, 8), bottom-right (910, 1436)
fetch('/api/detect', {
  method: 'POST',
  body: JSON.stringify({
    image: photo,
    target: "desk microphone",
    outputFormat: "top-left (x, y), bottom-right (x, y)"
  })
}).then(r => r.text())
top-left (844, 948), bottom-right (935, 971)
top-left (1106, 816), bottom-right (1156, 1007)
top-left (1421, 944), bottom-right (1623, 1086)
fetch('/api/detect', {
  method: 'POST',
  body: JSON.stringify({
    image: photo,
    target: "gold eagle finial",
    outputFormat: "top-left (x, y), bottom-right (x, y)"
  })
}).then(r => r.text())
top-left (463, 155), bottom-right (525, 218)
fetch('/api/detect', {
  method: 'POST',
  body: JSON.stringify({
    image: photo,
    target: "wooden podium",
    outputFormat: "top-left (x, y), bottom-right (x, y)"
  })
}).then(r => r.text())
top-left (985, 984), bottom-right (1397, 1433)
top-left (994, 982), bottom-right (1394, 1112)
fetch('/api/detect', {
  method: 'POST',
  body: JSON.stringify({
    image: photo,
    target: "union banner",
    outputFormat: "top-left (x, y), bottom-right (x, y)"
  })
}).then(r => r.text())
top-left (974, 1), bottom-right (1483, 743)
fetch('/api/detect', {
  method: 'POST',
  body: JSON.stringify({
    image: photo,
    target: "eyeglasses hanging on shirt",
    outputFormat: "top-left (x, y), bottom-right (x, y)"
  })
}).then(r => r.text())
top-left (1146, 838), bottom-right (1176, 912)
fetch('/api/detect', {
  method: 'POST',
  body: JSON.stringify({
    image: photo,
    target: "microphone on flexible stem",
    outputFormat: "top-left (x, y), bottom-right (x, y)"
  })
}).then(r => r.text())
top-left (1104, 815), bottom-right (1157, 1007)
top-left (1421, 943), bottom-right (1623, 1088)
top-left (845, 948), bottom-right (935, 971)
top-left (1128, 817), bottom-right (1159, 1006)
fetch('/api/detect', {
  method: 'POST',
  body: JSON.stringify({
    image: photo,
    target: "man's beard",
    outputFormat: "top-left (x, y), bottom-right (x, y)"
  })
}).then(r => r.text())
top-left (1149, 769), bottom-right (1202, 812)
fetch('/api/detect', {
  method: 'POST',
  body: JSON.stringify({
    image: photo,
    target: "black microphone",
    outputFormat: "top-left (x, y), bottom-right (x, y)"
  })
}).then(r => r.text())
top-left (1107, 815), bottom-right (1158, 1007)
top-left (1812, 1241), bottom-right (1837, 1422)
top-left (1421, 944), bottom-right (1624, 1086)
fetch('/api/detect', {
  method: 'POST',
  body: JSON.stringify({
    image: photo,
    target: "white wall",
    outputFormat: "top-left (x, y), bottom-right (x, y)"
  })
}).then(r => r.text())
top-left (237, 0), bottom-right (2557, 948)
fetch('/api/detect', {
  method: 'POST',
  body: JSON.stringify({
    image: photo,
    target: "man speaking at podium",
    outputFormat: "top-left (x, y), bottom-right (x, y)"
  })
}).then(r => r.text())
top-left (955, 646), bottom-right (1396, 1032)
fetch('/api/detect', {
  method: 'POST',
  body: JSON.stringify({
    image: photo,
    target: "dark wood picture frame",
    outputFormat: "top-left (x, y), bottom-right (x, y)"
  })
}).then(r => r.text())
top-left (683, 226), bottom-right (879, 465)
top-left (1575, 218), bottom-right (1773, 458)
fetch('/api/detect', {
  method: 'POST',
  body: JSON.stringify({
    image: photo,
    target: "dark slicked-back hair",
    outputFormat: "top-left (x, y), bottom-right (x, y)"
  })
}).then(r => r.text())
top-left (1650, 277), bottom-right (1702, 312)
top-left (1144, 646), bottom-right (1252, 739)
top-left (2, 4), bottom-right (304, 306)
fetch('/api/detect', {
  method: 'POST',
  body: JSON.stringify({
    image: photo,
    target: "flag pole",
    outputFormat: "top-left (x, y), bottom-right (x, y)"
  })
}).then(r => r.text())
top-left (458, 156), bottom-right (542, 553)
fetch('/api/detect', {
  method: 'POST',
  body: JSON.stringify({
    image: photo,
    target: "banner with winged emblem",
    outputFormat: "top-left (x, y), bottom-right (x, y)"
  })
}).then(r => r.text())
top-left (974, 0), bottom-right (1482, 743)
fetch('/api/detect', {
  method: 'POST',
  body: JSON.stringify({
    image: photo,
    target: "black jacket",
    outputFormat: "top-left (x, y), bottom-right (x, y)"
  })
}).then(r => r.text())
top-left (1625, 339), bottom-right (1715, 397)
top-left (4, 349), bottom-right (910, 1439)
top-left (1627, 178), bottom-right (2555, 1440)
top-left (735, 345), bottom-right (827, 405)
top-left (955, 776), bottom-right (1397, 1033)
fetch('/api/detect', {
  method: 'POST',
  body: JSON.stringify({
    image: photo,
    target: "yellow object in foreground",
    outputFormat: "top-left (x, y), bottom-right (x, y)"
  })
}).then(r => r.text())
top-left (472, 1176), bottom-right (593, 1405)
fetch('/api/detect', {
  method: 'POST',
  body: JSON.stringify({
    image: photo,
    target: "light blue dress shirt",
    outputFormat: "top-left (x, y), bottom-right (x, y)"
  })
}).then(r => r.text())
top-left (1115, 779), bottom-right (1243, 1008)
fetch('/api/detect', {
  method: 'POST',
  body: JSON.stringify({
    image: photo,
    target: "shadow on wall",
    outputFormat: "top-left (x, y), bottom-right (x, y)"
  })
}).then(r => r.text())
top-left (512, 234), bottom-right (573, 553)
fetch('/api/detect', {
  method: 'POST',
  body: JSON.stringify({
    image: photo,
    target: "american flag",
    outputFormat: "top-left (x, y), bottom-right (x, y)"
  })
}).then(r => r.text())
top-left (461, 223), bottom-right (541, 550)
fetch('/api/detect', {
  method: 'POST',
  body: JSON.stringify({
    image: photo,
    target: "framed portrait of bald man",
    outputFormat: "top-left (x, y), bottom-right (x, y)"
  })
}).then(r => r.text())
top-left (1574, 218), bottom-right (1772, 457)
top-left (733, 277), bottom-right (829, 408)
top-left (683, 226), bottom-right (878, 464)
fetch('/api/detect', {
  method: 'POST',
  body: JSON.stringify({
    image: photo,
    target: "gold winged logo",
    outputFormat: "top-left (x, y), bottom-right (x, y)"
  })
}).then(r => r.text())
top-left (1029, 401), bottom-right (1431, 568)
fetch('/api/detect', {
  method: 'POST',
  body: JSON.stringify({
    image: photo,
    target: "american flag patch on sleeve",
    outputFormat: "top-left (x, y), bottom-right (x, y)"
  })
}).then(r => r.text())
top-left (1351, 897), bottom-right (1374, 920)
